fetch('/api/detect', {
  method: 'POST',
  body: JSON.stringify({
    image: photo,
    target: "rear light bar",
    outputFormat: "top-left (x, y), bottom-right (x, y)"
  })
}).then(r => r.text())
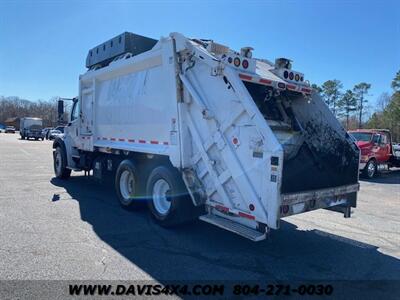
top-left (239, 73), bottom-right (312, 95)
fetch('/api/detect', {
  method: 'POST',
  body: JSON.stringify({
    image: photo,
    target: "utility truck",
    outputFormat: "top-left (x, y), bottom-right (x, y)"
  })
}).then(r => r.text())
top-left (54, 32), bottom-right (360, 241)
top-left (20, 117), bottom-right (44, 140)
top-left (349, 129), bottom-right (400, 178)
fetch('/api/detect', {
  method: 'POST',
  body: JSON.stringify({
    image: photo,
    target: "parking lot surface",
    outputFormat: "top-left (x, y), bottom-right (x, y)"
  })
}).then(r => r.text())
top-left (0, 133), bottom-right (399, 295)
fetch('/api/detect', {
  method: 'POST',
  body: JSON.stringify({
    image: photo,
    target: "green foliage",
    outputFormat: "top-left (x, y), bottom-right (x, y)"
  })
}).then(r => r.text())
top-left (337, 90), bottom-right (357, 129)
top-left (391, 70), bottom-right (400, 92)
top-left (365, 70), bottom-right (400, 141)
top-left (321, 80), bottom-right (343, 116)
top-left (311, 83), bottom-right (323, 94)
top-left (353, 82), bottom-right (371, 128)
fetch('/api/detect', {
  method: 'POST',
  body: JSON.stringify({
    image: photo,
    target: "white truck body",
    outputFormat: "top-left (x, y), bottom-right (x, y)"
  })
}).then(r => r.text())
top-left (20, 117), bottom-right (44, 140)
top-left (56, 32), bottom-right (359, 241)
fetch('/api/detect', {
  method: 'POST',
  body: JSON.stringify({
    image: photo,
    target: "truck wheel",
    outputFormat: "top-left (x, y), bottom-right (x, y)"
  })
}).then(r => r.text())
top-left (147, 165), bottom-right (193, 227)
top-left (54, 147), bottom-right (71, 179)
top-left (363, 159), bottom-right (376, 179)
top-left (115, 160), bottom-right (142, 210)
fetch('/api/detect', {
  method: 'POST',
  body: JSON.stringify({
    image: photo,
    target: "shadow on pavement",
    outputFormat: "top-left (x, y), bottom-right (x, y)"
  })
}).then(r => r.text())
top-left (50, 175), bottom-right (400, 296)
top-left (360, 169), bottom-right (400, 185)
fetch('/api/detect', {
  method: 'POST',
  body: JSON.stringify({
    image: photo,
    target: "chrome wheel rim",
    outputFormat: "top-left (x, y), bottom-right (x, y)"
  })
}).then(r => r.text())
top-left (119, 170), bottom-right (135, 200)
top-left (152, 179), bottom-right (171, 215)
top-left (367, 162), bottom-right (375, 177)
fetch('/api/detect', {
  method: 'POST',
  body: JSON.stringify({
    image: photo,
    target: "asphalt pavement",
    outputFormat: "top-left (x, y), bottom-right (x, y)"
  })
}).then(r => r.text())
top-left (0, 133), bottom-right (399, 297)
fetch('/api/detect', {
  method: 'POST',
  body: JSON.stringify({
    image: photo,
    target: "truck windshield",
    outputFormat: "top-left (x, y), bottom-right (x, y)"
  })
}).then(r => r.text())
top-left (350, 132), bottom-right (372, 142)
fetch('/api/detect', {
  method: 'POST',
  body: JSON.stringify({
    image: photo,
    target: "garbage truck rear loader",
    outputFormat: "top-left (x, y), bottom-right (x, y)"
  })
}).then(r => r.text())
top-left (54, 32), bottom-right (359, 241)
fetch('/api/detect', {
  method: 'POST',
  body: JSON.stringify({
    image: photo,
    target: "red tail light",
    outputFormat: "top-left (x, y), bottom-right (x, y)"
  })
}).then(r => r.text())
top-left (234, 57), bottom-right (241, 67)
top-left (242, 59), bottom-right (249, 69)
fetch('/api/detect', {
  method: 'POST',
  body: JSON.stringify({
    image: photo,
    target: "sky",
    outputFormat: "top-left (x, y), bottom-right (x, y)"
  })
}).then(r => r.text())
top-left (0, 0), bottom-right (399, 111)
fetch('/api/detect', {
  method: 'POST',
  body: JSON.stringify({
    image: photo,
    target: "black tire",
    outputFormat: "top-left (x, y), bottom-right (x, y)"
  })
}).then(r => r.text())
top-left (21, 135), bottom-right (25, 140)
top-left (363, 159), bottom-right (376, 179)
top-left (35, 137), bottom-right (38, 141)
top-left (53, 146), bottom-right (71, 179)
top-left (146, 165), bottom-right (195, 227)
top-left (115, 159), bottom-right (143, 210)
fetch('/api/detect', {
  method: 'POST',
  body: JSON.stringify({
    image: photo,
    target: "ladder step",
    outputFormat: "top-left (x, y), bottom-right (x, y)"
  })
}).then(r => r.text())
top-left (199, 214), bottom-right (266, 241)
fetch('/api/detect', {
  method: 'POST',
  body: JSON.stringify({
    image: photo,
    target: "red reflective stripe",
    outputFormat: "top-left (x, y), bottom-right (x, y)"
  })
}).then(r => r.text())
top-left (110, 138), bottom-right (116, 141)
top-left (287, 84), bottom-right (296, 90)
top-left (215, 205), bottom-right (229, 213)
top-left (301, 87), bottom-right (312, 93)
top-left (238, 211), bottom-right (255, 220)
top-left (118, 138), bottom-right (125, 141)
top-left (150, 140), bottom-right (158, 144)
top-left (259, 78), bottom-right (272, 85)
top-left (138, 140), bottom-right (146, 143)
top-left (239, 74), bottom-right (252, 81)
top-left (128, 139), bottom-right (135, 143)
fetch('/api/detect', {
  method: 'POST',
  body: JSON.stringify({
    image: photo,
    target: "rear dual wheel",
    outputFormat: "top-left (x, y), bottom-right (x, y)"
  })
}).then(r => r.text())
top-left (147, 166), bottom-right (197, 227)
top-left (115, 160), bottom-right (143, 210)
top-left (115, 160), bottom-right (198, 227)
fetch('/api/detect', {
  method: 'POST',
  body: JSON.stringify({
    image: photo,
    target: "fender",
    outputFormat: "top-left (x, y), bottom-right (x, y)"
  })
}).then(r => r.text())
top-left (52, 136), bottom-right (76, 169)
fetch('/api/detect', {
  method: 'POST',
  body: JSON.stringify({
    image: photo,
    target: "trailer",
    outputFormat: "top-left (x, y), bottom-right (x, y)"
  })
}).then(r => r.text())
top-left (53, 32), bottom-right (360, 241)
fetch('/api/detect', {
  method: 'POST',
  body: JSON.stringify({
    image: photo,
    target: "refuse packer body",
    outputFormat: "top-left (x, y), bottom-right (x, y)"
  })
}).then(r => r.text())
top-left (53, 32), bottom-right (360, 241)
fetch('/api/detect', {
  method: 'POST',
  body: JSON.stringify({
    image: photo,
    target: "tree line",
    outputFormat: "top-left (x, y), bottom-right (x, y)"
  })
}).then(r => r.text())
top-left (312, 70), bottom-right (400, 141)
top-left (1, 71), bottom-right (399, 141)
top-left (0, 96), bottom-right (61, 127)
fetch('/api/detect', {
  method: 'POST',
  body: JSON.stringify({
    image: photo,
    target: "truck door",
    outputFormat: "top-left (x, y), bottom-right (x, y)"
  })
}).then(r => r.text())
top-left (64, 98), bottom-right (80, 147)
top-left (377, 132), bottom-right (391, 163)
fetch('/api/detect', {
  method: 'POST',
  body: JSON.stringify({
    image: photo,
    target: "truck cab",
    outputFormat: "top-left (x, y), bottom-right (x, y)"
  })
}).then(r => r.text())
top-left (349, 129), bottom-right (399, 178)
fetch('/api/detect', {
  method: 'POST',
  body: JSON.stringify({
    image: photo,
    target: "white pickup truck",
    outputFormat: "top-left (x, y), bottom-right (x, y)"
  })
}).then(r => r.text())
top-left (53, 32), bottom-right (359, 241)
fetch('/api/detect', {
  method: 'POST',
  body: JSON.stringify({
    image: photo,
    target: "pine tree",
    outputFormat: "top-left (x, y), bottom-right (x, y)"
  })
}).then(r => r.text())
top-left (338, 90), bottom-right (357, 130)
top-left (321, 80), bottom-right (343, 117)
top-left (353, 83), bottom-right (371, 128)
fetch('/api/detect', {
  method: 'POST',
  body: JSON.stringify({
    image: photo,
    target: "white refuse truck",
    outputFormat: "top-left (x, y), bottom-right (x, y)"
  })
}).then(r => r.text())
top-left (54, 32), bottom-right (360, 241)
top-left (20, 117), bottom-right (44, 140)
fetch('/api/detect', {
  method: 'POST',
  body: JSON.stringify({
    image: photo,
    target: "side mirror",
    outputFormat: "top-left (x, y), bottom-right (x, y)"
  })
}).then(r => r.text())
top-left (57, 100), bottom-right (64, 122)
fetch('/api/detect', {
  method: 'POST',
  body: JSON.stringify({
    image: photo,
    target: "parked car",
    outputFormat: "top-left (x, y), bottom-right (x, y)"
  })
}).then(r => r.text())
top-left (48, 129), bottom-right (63, 140)
top-left (42, 127), bottom-right (52, 139)
top-left (349, 129), bottom-right (400, 178)
top-left (46, 126), bottom-right (64, 140)
top-left (5, 126), bottom-right (16, 133)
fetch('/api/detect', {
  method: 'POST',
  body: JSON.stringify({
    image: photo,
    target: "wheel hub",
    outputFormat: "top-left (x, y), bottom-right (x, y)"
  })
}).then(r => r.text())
top-left (152, 179), bottom-right (171, 215)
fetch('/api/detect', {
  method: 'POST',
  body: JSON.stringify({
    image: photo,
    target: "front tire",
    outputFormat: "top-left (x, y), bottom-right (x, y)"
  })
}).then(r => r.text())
top-left (363, 159), bottom-right (376, 179)
top-left (147, 165), bottom-right (194, 227)
top-left (53, 146), bottom-right (71, 179)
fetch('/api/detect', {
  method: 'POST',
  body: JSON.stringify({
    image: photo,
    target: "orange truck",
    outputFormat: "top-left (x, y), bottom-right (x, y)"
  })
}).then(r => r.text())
top-left (348, 129), bottom-right (400, 178)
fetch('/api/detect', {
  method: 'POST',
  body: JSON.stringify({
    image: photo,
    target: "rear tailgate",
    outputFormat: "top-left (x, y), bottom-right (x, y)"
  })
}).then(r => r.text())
top-left (280, 183), bottom-right (359, 218)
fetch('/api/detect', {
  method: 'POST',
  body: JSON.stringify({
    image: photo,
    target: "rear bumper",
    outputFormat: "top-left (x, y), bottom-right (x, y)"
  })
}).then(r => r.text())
top-left (280, 183), bottom-right (359, 218)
